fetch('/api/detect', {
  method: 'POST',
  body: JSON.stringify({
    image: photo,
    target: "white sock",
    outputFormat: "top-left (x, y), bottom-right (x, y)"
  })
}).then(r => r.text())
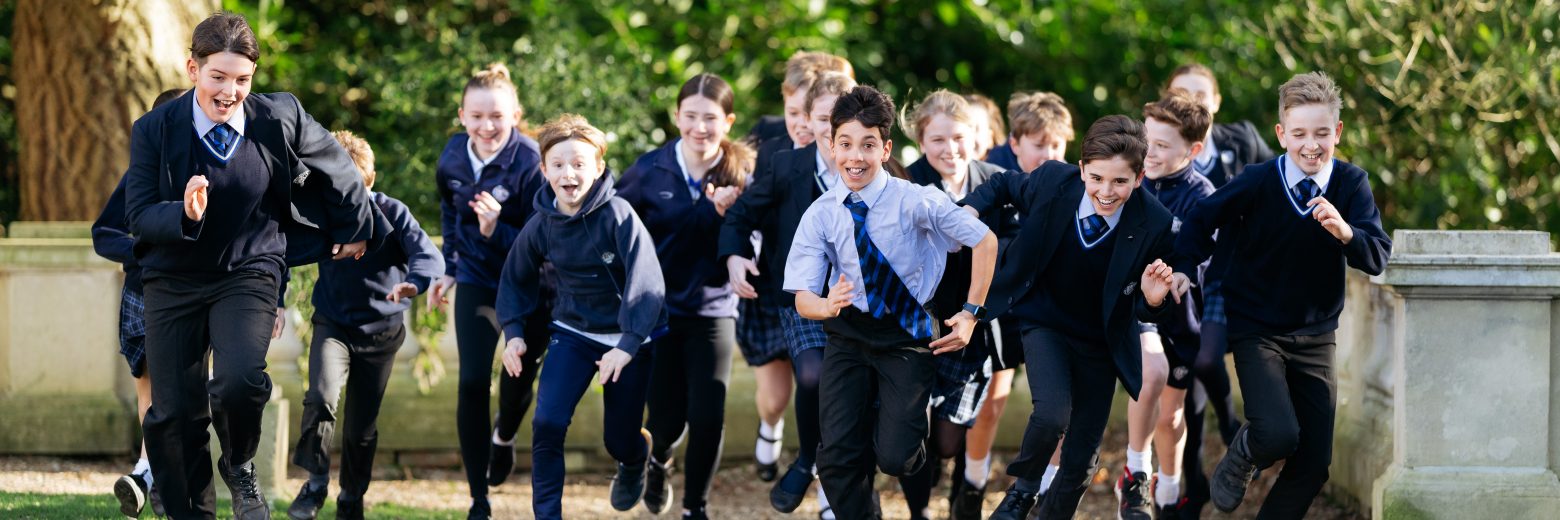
top-left (1156, 471), bottom-right (1181, 505)
top-left (756, 419), bottom-right (784, 465)
top-left (1039, 464), bottom-right (1060, 494)
top-left (964, 454), bottom-right (991, 487)
top-left (816, 485), bottom-right (834, 518)
top-left (1126, 447), bottom-right (1153, 475)
top-left (492, 428), bottom-right (515, 447)
top-left (133, 458), bottom-right (153, 487)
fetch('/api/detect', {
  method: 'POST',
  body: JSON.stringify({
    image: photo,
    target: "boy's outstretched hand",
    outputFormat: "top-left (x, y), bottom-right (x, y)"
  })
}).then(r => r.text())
top-left (816, 274), bottom-right (855, 318)
top-left (1308, 196), bottom-right (1354, 244)
top-left (929, 310), bottom-right (975, 355)
top-left (501, 338), bottom-right (527, 377)
top-left (596, 348), bottom-right (633, 384)
top-left (385, 282), bottom-right (419, 303)
top-left (1141, 259), bottom-right (1180, 307)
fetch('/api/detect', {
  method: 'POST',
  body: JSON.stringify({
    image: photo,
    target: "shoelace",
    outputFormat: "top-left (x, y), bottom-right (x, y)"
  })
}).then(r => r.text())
top-left (230, 468), bottom-right (261, 501)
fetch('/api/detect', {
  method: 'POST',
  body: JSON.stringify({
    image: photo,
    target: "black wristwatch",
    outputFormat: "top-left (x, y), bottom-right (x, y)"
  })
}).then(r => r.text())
top-left (962, 302), bottom-right (987, 320)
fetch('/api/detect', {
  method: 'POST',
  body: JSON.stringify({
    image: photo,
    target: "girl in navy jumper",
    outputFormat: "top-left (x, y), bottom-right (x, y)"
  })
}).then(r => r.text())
top-left (619, 73), bottom-right (755, 520)
top-left (427, 63), bottom-right (549, 519)
top-left (497, 114), bottom-right (667, 519)
top-left (1179, 72), bottom-right (1390, 519)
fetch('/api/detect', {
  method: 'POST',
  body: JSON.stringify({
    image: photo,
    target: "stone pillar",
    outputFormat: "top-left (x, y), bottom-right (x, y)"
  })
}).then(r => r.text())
top-left (1372, 230), bottom-right (1560, 519)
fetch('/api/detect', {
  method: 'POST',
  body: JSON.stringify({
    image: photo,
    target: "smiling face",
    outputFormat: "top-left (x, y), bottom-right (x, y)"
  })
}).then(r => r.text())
top-left (1079, 156), bottom-right (1141, 217)
top-left (831, 120), bottom-right (892, 191)
top-left (460, 87), bottom-right (520, 160)
top-left (186, 52), bottom-right (255, 124)
top-left (965, 104), bottom-right (995, 159)
top-left (1013, 131), bottom-right (1068, 172)
top-left (809, 94), bottom-right (840, 160)
top-left (1143, 117), bottom-right (1202, 179)
top-left (543, 138), bottom-right (606, 215)
top-left (1276, 103), bottom-right (1341, 175)
top-left (1169, 73), bottom-right (1221, 118)
top-left (919, 114), bottom-right (973, 179)
top-left (676, 94), bottom-right (735, 159)
top-left (783, 90), bottom-right (815, 148)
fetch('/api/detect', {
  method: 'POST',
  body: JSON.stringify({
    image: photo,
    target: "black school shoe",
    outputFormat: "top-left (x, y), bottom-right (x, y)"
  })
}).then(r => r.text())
top-left (487, 429), bottom-right (516, 487)
top-left (1157, 497), bottom-right (1190, 520)
top-left (988, 486), bottom-right (1038, 520)
top-left (1211, 426), bottom-right (1259, 513)
top-left (1114, 468), bottom-right (1155, 520)
top-left (643, 456), bottom-right (675, 514)
top-left (287, 481), bottom-right (327, 520)
top-left (217, 459), bottom-right (269, 520)
top-left (613, 429), bottom-right (654, 512)
top-left (466, 498), bottom-right (491, 520)
top-left (113, 472), bottom-right (149, 518)
top-left (949, 477), bottom-right (986, 520)
top-left (769, 462), bottom-right (814, 513)
top-left (335, 498), bottom-right (365, 520)
top-left (682, 507), bottom-right (710, 520)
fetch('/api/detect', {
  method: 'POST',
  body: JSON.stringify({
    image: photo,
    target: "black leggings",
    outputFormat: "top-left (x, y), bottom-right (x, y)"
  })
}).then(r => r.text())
top-left (646, 317), bottom-right (736, 510)
top-left (454, 283), bottom-right (549, 499)
top-left (900, 419), bottom-right (968, 515)
top-left (792, 347), bottom-right (824, 469)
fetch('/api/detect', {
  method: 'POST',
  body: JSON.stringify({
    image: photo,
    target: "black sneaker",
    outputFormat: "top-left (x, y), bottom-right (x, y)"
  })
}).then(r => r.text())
top-left (1114, 467), bottom-right (1154, 520)
top-left (466, 498), bottom-right (491, 520)
top-left (988, 486), bottom-right (1038, 520)
top-left (335, 498), bottom-right (365, 520)
top-left (487, 429), bottom-right (516, 487)
top-left (113, 472), bottom-right (149, 518)
top-left (287, 481), bottom-right (327, 520)
top-left (614, 428), bottom-right (653, 512)
top-left (1157, 497), bottom-right (1189, 520)
top-left (643, 455), bottom-right (674, 515)
top-left (769, 462), bottom-right (815, 513)
top-left (1211, 426), bottom-right (1258, 513)
top-left (682, 507), bottom-right (710, 520)
top-left (218, 460), bottom-right (269, 520)
top-left (949, 477), bottom-right (985, 520)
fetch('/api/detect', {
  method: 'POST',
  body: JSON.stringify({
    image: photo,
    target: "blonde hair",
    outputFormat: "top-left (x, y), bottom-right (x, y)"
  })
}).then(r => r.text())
top-left (1143, 90), bottom-right (1213, 144)
top-left (1008, 91), bottom-right (1074, 142)
top-left (781, 51), bottom-right (854, 96)
top-left (463, 62), bottom-right (527, 131)
top-left (1278, 71), bottom-right (1343, 122)
top-left (803, 71), bottom-right (858, 115)
top-left (536, 114), bottom-right (609, 163)
top-left (901, 90), bottom-right (974, 144)
top-left (331, 130), bottom-right (376, 188)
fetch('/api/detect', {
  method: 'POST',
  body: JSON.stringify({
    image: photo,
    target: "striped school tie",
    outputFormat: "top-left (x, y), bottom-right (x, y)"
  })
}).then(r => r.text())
top-left (1291, 177), bottom-right (1320, 208)
top-left (202, 123), bottom-right (239, 164)
top-left (1080, 214), bottom-right (1110, 245)
top-left (843, 198), bottom-right (934, 339)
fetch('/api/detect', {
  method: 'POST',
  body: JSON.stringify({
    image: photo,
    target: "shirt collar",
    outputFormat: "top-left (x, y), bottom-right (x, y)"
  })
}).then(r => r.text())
top-left (467, 138), bottom-right (498, 178)
top-left (191, 95), bottom-right (246, 137)
top-left (1076, 191), bottom-right (1124, 230)
top-left (1282, 153), bottom-right (1333, 193)
top-left (1196, 134), bottom-right (1217, 165)
top-left (675, 137), bottom-right (725, 180)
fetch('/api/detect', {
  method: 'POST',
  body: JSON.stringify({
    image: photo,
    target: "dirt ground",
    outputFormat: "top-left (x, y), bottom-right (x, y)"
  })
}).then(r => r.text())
top-left (0, 426), bottom-right (1363, 519)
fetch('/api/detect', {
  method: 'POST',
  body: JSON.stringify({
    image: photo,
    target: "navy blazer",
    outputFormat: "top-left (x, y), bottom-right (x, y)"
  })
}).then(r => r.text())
top-left (1205, 121), bottom-right (1277, 187)
top-left (124, 90), bottom-right (388, 269)
top-left (744, 115), bottom-right (788, 146)
top-left (718, 143), bottom-right (826, 305)
top-left (962, 161), bottom-right (1178, 399)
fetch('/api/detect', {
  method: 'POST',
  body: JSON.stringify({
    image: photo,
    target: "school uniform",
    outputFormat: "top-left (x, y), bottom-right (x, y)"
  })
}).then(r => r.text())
top-left (94, 177), bottom-right (150, 378)
top-left (290, 191), bottom-right (442, 504)
top-left (433, 128), bottom-right (552, 500)
top-left (496, 172), bottom-right (667, 520)
top-left (784, 167), bottom-right (991, 519)
top-left (1175, 155), bottom-right (1389, 519)
top-left (962, 161), bottom-right (1177, 517)
top-left (1197, 121), bottom-right (1277, 188)
top-left (124, 91), bottom-right (384, 519)
top-left (1139, 165), bottom-right (1216, 386)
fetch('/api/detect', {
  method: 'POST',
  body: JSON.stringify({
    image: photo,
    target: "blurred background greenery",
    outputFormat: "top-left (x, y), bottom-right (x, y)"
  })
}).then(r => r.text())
top-left (0, 0), bottom-right (1555, 235)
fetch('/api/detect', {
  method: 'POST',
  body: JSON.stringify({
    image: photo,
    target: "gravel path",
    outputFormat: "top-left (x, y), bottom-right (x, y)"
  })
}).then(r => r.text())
top-left (0, 427), bottom-right (1363, 519)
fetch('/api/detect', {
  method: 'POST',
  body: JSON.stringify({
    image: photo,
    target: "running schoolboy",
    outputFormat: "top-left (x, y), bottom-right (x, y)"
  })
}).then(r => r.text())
top-left (964, 115), bottom-right (1185, 519)
top-left (1183, 72), bottom-right (1390, 519)
top-left (784, 85), bottom-right (998, 519)
top-left (286, 131), bottom-right (443, 520)
top-left (496, 114), bottom-right (667, 520)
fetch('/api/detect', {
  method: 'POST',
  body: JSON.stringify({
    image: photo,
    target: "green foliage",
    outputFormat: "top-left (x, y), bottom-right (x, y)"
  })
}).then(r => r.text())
top-left (0, 490), bottom-right (463, 519)
top-left (0, 1), bottom-right (17, 231)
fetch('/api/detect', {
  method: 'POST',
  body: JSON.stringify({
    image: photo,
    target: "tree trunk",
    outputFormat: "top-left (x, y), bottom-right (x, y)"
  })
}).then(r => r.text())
top-left (13, 0), bottom-right (217, 222)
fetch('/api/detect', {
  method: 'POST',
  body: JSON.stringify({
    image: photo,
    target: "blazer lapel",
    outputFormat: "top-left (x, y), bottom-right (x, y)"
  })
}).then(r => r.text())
top-left (1024, 178), bottom-right (1078, 277)
top-left (1099, 192), bottom-right (1149, 325)
top-left (161, 93), bottom-right (195, 198)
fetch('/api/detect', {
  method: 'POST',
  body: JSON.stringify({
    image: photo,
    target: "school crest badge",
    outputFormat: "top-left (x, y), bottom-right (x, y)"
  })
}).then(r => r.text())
top-left (492, 185), bottom-right (511, 202)
top-left (658, 191), bottom-right (675, 200)
top-left (1220, 150), bottom-right (1236, 165)
top-left (1123, 282), bottom-right (1137, 295)
top-left (601, 251), bottom-right (616, 264)
top-left (448, 179), bottom-right (464, 190)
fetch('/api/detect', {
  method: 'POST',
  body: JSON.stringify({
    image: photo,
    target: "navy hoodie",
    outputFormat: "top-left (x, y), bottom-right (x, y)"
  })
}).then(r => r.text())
top-left (312, 192), bottom-right (445, 334)
top-left (617, 139), bottom-right (738, 319)
top-left (435, 128), bottom-right (546, 289)
top-left (1175, 157), bottom-right (1391, 336)
top-left (497, 173), bottom-right (667, 355)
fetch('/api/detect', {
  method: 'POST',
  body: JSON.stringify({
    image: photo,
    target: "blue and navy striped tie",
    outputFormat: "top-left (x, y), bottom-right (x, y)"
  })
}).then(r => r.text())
top-left (1291, 177), bottom-right (1319, 208)
top-left (1080, 214), bottom-right (1110, 245)
top-left (203, 123), bottom-right (238, 164)
top-left (844, 198), bottom-right (934, 339)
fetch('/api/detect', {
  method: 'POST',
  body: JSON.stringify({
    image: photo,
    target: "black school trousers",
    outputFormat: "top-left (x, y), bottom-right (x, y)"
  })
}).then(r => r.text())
top-left (816, 308), bottom-right (935, 520)
top-left (1230, 332), bottom-right (1337, 520)
top-left (292, 316), bottom-right (406, 502)
top-left (1005, 326), bottom-right (1118, 518)
top-left (141, 268), bottom-right (279, 519)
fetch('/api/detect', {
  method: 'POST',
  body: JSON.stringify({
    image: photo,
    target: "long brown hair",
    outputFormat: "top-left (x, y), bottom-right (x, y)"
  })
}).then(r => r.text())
top-left (677, 73), bottom-right (754, 189)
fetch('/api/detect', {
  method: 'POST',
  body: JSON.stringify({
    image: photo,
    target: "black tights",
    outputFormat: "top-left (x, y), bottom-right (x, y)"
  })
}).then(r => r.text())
top-left (791, 347), bottom-right (824, 469)
top-left (454, 284), bottom-right (548, 500)
top-left (900, 419), bottom-right (967, 516)
top-left (646, 317), bottom-right (736, 511)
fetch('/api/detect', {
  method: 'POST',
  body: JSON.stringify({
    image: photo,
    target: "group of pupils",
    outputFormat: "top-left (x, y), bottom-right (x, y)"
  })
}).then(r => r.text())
top-left (95, 11), bottom-right (1391, 520)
